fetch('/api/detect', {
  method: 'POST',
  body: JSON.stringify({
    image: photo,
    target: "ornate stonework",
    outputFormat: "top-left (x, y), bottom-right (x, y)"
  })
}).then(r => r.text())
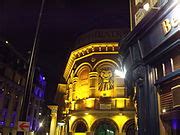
top-left (56, 30), bottom-right (135, 135)
top-left (98, 67), bottom-right (114, 91)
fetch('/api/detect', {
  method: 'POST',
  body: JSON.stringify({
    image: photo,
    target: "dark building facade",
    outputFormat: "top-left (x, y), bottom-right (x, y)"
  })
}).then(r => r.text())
top-left (0, 40), bottom-right (27, 134)
top-left (120, 0), bottom-right (180, 135)
top-left (27, 68), bottom-right (47, 133)
top-left (0, 40), bottom-right (48, 134)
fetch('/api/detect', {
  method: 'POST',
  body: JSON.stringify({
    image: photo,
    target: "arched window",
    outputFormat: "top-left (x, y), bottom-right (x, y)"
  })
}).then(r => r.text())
top-left (76, 66), bottom-right (90, 99)
top-left (122, 119), bottom-right (135, 135)
top-left (78, 68), bottom-right (89, 86)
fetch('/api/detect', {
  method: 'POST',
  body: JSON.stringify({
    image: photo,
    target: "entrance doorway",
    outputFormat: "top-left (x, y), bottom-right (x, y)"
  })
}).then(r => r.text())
top-left (94, 121), bottom-right (116, 135)
top-left (74, 121), bottom-right (87, 135)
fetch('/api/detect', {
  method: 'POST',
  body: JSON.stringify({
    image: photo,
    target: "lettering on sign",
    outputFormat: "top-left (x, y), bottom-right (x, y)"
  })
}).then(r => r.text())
top-left (135, 9), bottom-right (146, 25)
top-left (162, 17), bottom-right (180, 35)
top-left (161, 6), bottom-right (180, 35)
top-left (135, 0), bottom-right (143, 6)
top-left (100, 104), bottom-right (111, 110)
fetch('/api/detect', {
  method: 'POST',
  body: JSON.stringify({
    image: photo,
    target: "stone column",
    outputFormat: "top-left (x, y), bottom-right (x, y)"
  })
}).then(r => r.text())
top-left (72, 77), bottom-right (78, 100)
top-left (48, 105), bottom-right (58, 135)
top-left (69, 83), bottom-right (73, 101)
top-left (89, 72), bottom-right (98, 97)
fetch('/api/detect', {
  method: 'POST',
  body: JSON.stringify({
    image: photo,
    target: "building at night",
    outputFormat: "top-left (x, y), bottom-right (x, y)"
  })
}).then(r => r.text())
top-left (0, 40), bottom-right (48, 134)
top-left (55, 29), bottom-right (135, 135)
top-left (120, 0), bottom-right (180, 134)
top-left (27, 68), bottom-right (47, 134)
top-left (0, 40), bottom-right (27, 134)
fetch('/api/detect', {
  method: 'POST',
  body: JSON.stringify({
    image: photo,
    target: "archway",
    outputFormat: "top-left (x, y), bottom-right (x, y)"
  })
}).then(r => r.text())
top-left (122, 119), bottom-right (135, 135)
top-left (71, 118), bottom-right (88, 134)
top-left (91, 119), bottom-right (118, 135)
top-left (74, 121), bottom-right (88, 132)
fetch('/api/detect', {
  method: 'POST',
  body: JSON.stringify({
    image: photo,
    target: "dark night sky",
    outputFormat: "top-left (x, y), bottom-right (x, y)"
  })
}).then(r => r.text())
top-left (0, 0), bottom-right (130, 104)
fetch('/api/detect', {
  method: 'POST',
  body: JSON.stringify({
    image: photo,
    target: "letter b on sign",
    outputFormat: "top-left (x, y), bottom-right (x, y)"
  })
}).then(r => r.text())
top-left (162, 19), bottom-right (172, 35)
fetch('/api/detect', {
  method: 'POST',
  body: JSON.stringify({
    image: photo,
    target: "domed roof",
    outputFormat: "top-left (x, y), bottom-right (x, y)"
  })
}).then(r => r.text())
top-left (74, 29), bottom-right (129, 49)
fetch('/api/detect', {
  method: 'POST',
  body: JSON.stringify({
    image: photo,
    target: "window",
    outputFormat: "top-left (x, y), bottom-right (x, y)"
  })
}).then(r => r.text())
top-left (156, 64), bottom-right (163, 79)
top-left (172, 54), bottom-right (180, 71)
top-left (3, 96), bottom-right (10, 109)
top-left (164, 59), bottom-right (172, 75)
top-left (13, 101), bottom-right (18, 111)
top-left (4, 68), bottom-right (14, 80)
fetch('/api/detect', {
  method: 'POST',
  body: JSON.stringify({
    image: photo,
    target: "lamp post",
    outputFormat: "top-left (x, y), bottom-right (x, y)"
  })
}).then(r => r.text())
top-left (18, 0), bottom-right (45, 134)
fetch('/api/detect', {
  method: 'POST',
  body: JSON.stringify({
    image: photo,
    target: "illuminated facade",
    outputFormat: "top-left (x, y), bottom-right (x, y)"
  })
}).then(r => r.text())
top-left (56, 30), bottom-right (135, 135)
top-left (120, 0), bottom-right (180, 134)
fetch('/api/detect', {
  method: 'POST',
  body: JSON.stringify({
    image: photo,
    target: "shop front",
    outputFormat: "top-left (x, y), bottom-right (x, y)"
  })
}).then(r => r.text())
top-left (120, 1), bottom-right (180, 134)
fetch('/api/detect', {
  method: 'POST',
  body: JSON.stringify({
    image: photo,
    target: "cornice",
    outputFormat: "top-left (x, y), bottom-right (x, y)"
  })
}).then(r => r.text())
top-left (64, 42), bottom-right (119, 81)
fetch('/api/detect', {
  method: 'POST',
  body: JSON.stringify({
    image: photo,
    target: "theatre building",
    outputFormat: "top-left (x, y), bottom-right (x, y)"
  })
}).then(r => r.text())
top-left (55, 29), bottom-right (135, 135)
top-left (120, 0), bottom-right (180, 135)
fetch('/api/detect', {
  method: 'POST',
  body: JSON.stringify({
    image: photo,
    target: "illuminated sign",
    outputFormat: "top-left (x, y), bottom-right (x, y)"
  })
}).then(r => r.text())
top-left (130, 0), bottom-right (164, 29)
top-left (139, 4), bottom-right (180, 58)
top-left (135, 9), bottom-right (146, 25)
top-left (76, 29), bottom-right (126, 46)
top-left (100, 104), bottom-right (111, 110)
top-left (161, 12), bottom-right (180, 35)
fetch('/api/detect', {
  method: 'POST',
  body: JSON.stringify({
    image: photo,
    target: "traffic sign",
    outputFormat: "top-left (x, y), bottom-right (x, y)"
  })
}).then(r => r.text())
top-left (18, 121), bottom-right (30, 132)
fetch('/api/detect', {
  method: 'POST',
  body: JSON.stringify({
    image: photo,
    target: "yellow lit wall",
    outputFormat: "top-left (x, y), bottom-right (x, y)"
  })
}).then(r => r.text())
top-left (85, 98), bottom-right (95, 108)
top-left (57, 41), bottom-right (135, 134)
top-left (112, 115), bottom-right (131, 132)
top-left (69, 113), bottom-right (134, 133)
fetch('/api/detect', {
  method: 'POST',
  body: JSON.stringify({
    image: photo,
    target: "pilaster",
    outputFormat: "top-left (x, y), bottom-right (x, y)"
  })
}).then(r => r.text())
top-left (89, 72), bottom-right (98, 97)
top-left (48, 105), bottom-right (58, 135)
top-left (72, 77), bottom-right (78, 100)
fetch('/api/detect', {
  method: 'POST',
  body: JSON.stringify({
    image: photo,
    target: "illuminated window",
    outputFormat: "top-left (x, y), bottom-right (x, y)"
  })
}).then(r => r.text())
top-left (79, 68), bottom-right (89, 85)
top-left (76, 67), bottom-right (90, 99)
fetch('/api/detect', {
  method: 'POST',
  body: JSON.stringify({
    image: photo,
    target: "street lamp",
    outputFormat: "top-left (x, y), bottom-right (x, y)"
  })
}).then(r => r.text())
top-left (39, 122), bottom-right (43, 128)
top-left (57, 122), bottom-right (65, 127)
top-left (114, 68), bottom-right (126, 78)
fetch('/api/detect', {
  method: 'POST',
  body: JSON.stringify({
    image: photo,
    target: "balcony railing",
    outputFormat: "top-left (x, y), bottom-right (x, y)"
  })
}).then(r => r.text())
top-left (66, 98), bottom-right (134, 112)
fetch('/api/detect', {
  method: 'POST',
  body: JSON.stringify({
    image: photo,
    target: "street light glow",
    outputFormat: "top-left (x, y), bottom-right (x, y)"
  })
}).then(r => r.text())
top-left (162, 109), bottom-right (166, 113)
top-left (143, 3), bottom-right (150, 11)
top-left (58, 122), bottom-right (65, 126)
top-left (174, 4), bottom-right (180, 20)
top-left (114, 69), bottom-right (126, 78)
top-left (39, 122), bottom-right (43, 127)
top-left (5, 41), bottom-right (9, 44)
